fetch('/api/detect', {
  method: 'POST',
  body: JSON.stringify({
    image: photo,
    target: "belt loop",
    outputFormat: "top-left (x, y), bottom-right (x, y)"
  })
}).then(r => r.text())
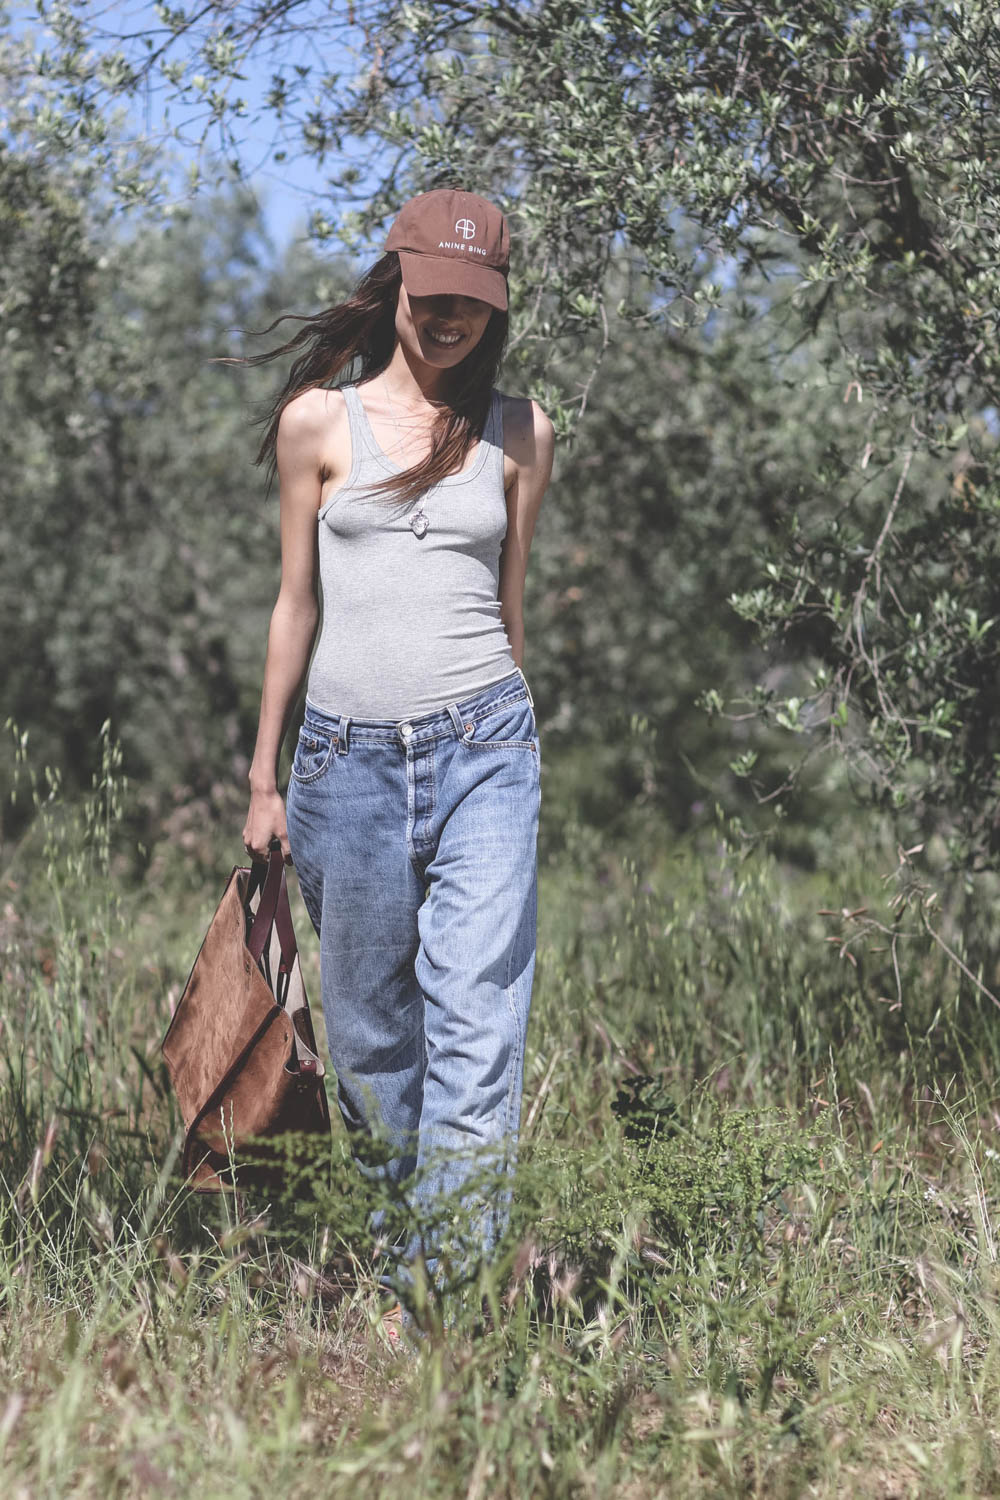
top-left (517, 666), bottom-right (534, 708)
top-left (337, 714), bottom-right (350, 754)
top-left (446, 701), bottom-right (468, 738)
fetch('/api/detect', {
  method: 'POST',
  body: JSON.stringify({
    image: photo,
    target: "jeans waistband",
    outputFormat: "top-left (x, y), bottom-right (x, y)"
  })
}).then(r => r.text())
top-left (303, 666), bottom-right (534, 753)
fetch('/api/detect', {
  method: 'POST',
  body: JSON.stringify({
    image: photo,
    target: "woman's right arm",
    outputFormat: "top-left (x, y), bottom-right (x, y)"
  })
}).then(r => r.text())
top-left (242, 391), bottom-right (336, 861)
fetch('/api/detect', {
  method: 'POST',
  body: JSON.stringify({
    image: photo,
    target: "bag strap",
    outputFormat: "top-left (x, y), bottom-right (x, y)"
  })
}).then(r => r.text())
top-left (246, 848), bottom-right (296, 967)
top-left (273, 875), bottom-right (297, 966)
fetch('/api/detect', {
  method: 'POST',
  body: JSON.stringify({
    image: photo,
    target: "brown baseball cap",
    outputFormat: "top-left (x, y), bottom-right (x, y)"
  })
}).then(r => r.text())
top-left (385, 189), bottom-right (510, 311)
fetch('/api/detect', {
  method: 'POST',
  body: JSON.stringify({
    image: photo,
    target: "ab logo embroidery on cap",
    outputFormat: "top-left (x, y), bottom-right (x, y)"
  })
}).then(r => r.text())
top-left (455, 218), bottom-right (477, 240)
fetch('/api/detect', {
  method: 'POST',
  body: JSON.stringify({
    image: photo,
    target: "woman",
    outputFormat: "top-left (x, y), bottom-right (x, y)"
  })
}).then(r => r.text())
top-left (240, 188), bottom-right (554, 1339)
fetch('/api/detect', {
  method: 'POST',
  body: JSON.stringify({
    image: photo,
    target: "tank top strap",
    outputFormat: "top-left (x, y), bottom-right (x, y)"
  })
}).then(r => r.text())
top-left (487, 387), bottom-right (501, 443)
top-left (340, 383), bottom-right (382, 482)
top-left (485, 387), bottom-right (505, 487)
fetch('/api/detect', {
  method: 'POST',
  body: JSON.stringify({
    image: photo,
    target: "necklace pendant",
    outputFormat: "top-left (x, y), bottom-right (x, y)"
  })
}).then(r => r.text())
top-left (409, 509), bottom-right (429, 538)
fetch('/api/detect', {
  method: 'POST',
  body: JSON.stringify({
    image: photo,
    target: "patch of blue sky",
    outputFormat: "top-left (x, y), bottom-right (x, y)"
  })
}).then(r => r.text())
top-left (8, 0), bottom-right (380, 260)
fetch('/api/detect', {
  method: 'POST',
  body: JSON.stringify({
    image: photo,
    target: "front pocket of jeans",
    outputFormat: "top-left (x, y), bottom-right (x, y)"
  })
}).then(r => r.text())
top-left (462, 696), bottom-right (537, 751)
top-left (290, 726), bottom-right (336, 781)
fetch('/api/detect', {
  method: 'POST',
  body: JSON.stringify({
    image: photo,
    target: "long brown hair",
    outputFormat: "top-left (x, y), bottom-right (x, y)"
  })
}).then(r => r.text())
top-left (222, 252), bottom-right (509, 507)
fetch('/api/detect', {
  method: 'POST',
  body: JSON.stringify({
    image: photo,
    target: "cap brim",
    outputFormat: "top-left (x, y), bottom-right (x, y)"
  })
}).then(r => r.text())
top-left (397, 249), bottom-right (508, 311)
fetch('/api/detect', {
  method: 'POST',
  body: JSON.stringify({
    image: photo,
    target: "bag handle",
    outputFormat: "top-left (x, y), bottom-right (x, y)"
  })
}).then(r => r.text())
top-left (246, 846), bottom-right (297, 968)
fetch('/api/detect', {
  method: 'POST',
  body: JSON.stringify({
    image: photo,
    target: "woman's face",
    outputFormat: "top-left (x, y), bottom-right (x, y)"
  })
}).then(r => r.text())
top-left (395, 283), bottom-right (494, 369)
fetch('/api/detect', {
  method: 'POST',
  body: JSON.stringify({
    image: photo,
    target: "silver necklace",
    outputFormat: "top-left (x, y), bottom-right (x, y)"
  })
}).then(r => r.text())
top-left (382, 374), bottom-right (432, 538)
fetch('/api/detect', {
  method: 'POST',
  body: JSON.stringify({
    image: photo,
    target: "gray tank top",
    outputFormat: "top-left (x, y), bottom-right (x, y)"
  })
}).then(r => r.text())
top-left (305, 381), bottom-right (517, 718)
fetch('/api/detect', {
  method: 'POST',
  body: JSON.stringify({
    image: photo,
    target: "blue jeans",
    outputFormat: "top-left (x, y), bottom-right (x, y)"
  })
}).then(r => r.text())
top-left (285, 666), bottom-right (540, 1306)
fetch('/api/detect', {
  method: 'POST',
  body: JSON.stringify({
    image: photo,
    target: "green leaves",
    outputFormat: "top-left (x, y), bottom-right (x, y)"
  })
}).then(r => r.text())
top-left (774, 699), bottom-right (806, 734)
top-left (728, 588), bottom-right (777, 625)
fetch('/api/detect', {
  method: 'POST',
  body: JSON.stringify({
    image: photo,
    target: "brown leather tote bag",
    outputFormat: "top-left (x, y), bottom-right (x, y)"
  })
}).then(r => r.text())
top-left (161, 845), bottom-right (331, 1193)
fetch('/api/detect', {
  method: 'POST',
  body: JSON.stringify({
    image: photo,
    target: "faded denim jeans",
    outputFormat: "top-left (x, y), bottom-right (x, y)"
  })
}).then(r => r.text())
top-left (285, 666), bottom-right (540, 1313)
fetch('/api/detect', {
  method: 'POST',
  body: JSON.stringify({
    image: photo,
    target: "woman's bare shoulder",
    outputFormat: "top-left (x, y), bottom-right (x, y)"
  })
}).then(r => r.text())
top-left (499, 393), bottom-right (555, 462)
top-left (278, 385), bottom-right (348, 446)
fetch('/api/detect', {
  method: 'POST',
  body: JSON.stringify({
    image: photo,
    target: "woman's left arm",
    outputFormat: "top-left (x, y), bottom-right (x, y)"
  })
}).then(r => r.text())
top-left (500, 397), bottom-right (555, 670)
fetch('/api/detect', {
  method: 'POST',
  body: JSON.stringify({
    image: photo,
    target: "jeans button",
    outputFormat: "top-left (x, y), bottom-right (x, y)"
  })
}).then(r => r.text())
top-left (400, 721), bottom-right (413, 738)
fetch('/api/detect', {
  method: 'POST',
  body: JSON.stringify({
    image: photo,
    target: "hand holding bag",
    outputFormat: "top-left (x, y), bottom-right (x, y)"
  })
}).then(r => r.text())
top-left (161, 845), bottom-right (331, 1193)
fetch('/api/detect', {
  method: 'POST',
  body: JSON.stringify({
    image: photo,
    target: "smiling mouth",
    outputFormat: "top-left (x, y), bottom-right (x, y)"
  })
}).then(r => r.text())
top-left (426, 327), bottom-right (463, 347)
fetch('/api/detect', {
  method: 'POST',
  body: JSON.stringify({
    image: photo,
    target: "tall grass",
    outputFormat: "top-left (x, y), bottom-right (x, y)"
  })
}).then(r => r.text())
top-left (3, 720), bottom-right (1000, 1496)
